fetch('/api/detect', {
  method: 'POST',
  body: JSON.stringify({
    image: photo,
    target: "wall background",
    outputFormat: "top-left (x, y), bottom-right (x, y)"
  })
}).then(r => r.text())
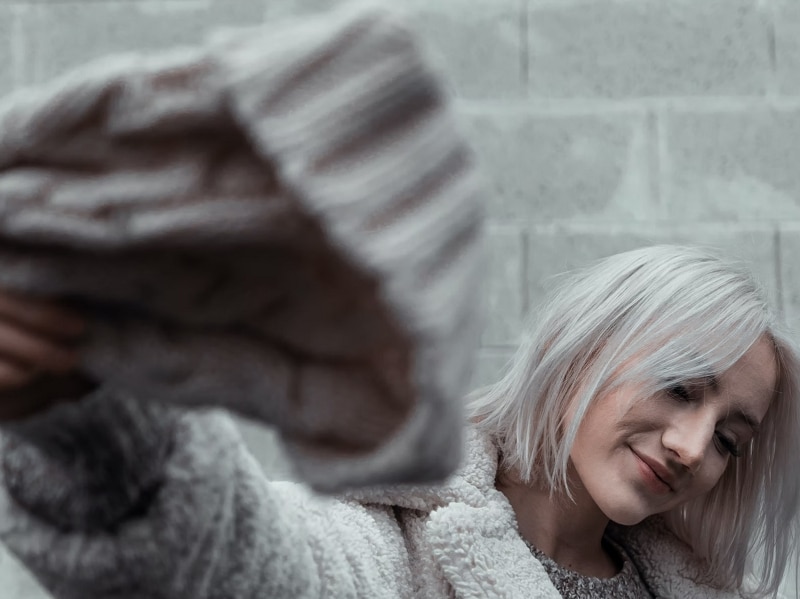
top-left (1, 0), bottom-right (799, 596)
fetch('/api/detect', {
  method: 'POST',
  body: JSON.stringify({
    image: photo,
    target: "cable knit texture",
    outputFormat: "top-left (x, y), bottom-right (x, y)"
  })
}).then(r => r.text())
top-left (1, 407), bottom-right (752, 599)
top-left (0, 1), bottom-right (486, 491)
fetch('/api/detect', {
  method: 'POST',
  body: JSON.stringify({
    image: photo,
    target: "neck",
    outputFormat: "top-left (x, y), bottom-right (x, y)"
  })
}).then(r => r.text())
top-left (496, 462), bottom-right (617, 578)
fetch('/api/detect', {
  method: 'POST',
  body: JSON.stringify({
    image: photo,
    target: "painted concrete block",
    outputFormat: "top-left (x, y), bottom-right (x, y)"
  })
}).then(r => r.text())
top-left (462, 109), bottom-right (655, 222)
top-left (471, 348), bottom-right (516, 391)
top-left (0, 7), bottom-right (15, 96)
top-left (773, 0), bottom-right (800, 94)
top-left (528, 0), bottom-right (770, 97)
top-left (264, 0), bottom-right (331, 19)
top-left (482, 226), bottom-right (526, 346)
top-left (407, 2), bottom-right (523, 99)
top-left (663, 107), bottom-right (800, 221)
top-left (19, 1), bottom-right (265, 85)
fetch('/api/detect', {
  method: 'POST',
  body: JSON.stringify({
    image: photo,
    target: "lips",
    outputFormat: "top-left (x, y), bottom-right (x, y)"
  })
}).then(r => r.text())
top-left (631, 449), bottom-right (676, 494)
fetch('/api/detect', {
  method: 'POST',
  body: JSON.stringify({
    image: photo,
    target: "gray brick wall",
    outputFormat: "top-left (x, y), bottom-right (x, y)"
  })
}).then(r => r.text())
top-left (1, 0), bottom-right (798, 596)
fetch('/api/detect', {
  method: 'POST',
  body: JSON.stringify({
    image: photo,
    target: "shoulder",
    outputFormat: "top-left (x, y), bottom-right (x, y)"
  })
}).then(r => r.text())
top-left (611, 519), bottom-right (745, 599)
top-left (343, 424), bottom-right (501, 511)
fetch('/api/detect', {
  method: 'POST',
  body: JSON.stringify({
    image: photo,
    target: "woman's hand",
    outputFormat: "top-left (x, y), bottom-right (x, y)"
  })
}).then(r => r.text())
top-left (0, 290), bottom-right (87, 422)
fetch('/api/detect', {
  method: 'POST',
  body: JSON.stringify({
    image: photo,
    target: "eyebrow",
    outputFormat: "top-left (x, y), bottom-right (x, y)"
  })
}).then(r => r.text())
top-left (705, 374), bottom-right (720, 392)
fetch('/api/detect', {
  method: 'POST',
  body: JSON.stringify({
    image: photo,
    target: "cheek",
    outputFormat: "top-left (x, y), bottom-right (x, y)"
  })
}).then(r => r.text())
top-left (571, 411), bottom-right (612, 457)
top-left (688, 459), bottom-right (730, 500)
top-left (575, 396), bottom-right (626, 438)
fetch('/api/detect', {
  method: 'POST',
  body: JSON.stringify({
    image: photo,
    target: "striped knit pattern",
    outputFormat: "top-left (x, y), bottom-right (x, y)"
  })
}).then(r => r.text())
top-left (0, 3), bottom-right (486, 491)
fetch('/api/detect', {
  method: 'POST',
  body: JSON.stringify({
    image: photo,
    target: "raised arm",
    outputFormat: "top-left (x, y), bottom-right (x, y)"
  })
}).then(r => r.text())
top-left (0, 293), bottom-right (409, 598)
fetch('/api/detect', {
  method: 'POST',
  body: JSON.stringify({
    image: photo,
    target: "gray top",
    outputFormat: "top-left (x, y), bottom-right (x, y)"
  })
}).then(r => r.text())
top-left (525, 537), bottom-right (654, 599)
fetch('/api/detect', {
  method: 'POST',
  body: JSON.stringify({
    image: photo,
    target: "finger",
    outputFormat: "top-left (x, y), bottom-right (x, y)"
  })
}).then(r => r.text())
top-left (0, 320), bottom-right (80, 373)
top-left (0, 372), bottom-right (96, 403)
top-left (0, 389), bottom-right (56, 421)
top-left (0, 291), bottom-right (85, 339)
top-left (0, 360), bottom-right (36, 391)
top-left (0, 372), bottom-right (96, 422)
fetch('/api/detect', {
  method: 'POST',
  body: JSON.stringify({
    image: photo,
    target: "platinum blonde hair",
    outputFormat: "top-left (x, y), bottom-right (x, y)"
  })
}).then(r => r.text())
top-left (468, 245), bottom-right (800, 596)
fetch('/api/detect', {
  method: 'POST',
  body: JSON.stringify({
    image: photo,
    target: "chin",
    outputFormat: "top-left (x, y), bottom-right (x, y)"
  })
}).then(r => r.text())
top-left (600, 500), bottom-right (652, 527)
top-left (607, 512), bottom-right (649, 527)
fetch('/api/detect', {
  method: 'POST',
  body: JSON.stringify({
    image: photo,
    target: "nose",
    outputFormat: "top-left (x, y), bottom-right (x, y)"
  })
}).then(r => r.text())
top-left (661, 411), bottom-right (715, 473)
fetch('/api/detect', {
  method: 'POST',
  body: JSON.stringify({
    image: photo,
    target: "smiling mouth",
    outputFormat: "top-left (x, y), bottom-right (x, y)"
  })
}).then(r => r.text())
top-left (631, 449), bottom-right (673, 495)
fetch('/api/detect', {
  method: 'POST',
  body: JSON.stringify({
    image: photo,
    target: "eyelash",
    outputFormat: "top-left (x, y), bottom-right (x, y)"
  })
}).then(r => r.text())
top-left (667, 385), bottom-right (741, 458)
top-left (668, 384), bottom-right (691, 402)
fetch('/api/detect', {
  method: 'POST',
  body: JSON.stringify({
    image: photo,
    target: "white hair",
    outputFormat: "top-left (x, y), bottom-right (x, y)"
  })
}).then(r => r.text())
top-left (468, 245), bottom-right (800, 596)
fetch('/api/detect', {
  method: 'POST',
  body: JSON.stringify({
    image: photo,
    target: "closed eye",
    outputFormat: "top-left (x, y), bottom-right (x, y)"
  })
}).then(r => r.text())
top-left (667, 384), bottom-right (691, 401)
top-left (715, 432), bottom-right (742, 458)
top-left (665, 380), bottom-right (745, 459)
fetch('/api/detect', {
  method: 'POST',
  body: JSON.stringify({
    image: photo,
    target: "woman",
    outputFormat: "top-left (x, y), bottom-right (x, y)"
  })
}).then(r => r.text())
top-left (0, 244), bottom-right (797, 598)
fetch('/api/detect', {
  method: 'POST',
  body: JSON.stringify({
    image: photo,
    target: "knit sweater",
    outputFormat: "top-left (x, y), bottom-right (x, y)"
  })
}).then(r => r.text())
top-left (0, 2), bottom-right (486, 493)
top-left (1, 391), bottom-right (752, 598)
top-left (525, 537), bottom-right (653, 598)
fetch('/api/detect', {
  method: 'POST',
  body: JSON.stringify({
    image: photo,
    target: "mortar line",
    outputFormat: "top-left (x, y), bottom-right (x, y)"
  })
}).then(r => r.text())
top-left (520, 0), bottom-right (529, 94)
top-left (9, 4), bottom-right (25, 90)
top-left (520, 227), bottom-right (530, 316)
top-left (766, 0), bottom-right (779, 98)
top-left (646, 108), bottom-right (661, 215)
top-left (775, 226), bottom-right (785, 321)
top-left (455, 96), bottom-right (800, 115)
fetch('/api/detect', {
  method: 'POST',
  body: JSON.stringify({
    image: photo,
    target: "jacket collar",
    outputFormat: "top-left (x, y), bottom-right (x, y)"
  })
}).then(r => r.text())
top-left (346, 427), bottom-right (563, 597)
top-left (343, 426), bottom-right (499, 511)
top-left (345, 427), bottom-right (743, 599)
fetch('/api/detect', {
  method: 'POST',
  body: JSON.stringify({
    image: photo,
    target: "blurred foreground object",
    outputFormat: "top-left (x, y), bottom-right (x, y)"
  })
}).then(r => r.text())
top-left (0, 3), bottom-right (486, 491)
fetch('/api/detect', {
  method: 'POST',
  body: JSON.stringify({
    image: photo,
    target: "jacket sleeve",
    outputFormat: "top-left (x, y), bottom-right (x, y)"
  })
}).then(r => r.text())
top-left (0, 391), bottom-right (411, 599)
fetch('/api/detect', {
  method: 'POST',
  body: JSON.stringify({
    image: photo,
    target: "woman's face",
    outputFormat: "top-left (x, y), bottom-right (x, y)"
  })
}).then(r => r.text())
top-left (569, 335), bottom-right (777, 526)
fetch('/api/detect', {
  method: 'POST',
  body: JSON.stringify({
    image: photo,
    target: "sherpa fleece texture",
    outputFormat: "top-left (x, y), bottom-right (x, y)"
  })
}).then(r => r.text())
top-left (0, 2), bottom-right (486, 491)
top-left (0, 392), bottom-right (749, 599)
